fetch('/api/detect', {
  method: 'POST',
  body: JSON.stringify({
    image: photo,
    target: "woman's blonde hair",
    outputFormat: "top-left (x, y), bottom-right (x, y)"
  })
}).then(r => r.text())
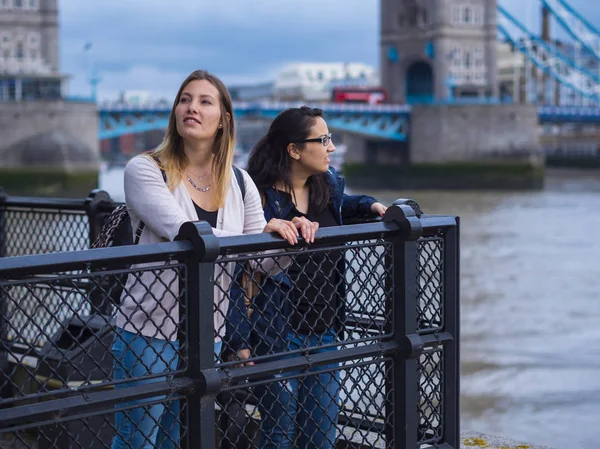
top-left (150, 69), bottom-right (235, 210)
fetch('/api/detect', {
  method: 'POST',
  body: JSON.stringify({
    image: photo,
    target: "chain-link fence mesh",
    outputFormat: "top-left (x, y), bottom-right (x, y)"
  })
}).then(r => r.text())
top-left (217, 239), bottom-right (393, 365)
top-left (0, 206), bottom-right (90, 257)
top-left (418, 348), bottom-right (443, 445)
top-left (215, 358), bottom-right (395, 449)
top-left (0, 258), bottom-right (188, 449)
top-left (417, 235), bottom-right (446, 445)
top-left (417, 236), bottom-right (444, 333)
top-left (0, 397), bottom-right (189, 449)
top-left (212, 239), bottom-right (398, 448)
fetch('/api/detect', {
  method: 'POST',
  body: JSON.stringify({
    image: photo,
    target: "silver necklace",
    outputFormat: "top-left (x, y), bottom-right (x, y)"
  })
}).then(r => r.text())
top-left (187, 174), bottom-right (212, 192)
top-left (190, 171), bottom-right (209, 181)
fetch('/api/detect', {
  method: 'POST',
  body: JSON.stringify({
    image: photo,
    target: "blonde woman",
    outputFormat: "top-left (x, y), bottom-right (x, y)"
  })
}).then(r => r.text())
top-left (111, 70), bottom-right (311, 449)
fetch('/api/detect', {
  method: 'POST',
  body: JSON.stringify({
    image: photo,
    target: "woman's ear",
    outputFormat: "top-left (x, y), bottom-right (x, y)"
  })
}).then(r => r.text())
top-left (287, 143), bottom-right (300, 161)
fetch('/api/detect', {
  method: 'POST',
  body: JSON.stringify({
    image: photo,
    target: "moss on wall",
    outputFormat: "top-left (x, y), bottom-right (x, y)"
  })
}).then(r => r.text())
top-left (0, 168), bottom-right (99, 198)
top-left (343, 162), bottom-right (544, 190)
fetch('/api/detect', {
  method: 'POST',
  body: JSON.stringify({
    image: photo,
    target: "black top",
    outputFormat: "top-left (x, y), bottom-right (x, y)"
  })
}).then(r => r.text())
top-left (279, 191), bottom-right (343, 334)
top-left (192, 201), bottom-right (218, 228)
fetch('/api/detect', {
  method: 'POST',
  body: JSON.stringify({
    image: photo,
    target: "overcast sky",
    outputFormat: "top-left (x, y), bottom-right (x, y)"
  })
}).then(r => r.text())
top-left (58, 0), bottom-right (598, 101)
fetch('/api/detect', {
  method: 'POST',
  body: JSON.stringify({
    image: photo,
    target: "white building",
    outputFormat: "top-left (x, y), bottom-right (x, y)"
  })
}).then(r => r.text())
top-left (273, 62), bottom-right (379, 101)
top-left (119, 90), bottom-right (151, 106)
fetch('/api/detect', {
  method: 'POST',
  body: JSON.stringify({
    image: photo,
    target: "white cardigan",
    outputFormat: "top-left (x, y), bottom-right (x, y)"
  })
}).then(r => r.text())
top-left (117, 154), bottom-right (281, 342)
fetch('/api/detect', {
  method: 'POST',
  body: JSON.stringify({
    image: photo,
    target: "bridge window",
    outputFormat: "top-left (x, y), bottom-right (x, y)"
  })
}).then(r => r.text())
top-left (15, 42), bottom-right (24, 59)
top-left (464, 51), bottom-right (472, 68)
top-left (449, 47), bottom-right (462, 67)
top-left (474, 7), bottom-right (482, 25)
top-left (14, 0), bottom-right (22, 8)
top-left (452, 5), bottom-right (484, 26)
top-left (452, 6), bottom-right (460, 24)
top-left (21, 78), bottom-right (62, 100)
top-left (463, 6), bottom-right (472, 24)
top-left (28, 0), bottom-right (37, 9)
top-left (407, 6), bottom-right (418, 26)
top-left (3, 49), bottom-right (9, 59)
top-left (0, 0), bottom-right (7, 9)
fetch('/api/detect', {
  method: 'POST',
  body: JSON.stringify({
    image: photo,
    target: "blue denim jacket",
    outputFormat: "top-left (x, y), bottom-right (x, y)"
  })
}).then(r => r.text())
top-left (225, 167), bottom-right (378, 355)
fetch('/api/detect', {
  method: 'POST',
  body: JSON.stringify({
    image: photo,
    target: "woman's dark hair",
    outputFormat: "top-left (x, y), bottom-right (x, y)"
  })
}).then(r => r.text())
top-left (247, 106), bottom-right (331, 213)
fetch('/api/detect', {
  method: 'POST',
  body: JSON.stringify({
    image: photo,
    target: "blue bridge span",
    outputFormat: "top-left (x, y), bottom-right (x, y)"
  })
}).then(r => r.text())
top-left (98, 102), bottom-right (600, 141)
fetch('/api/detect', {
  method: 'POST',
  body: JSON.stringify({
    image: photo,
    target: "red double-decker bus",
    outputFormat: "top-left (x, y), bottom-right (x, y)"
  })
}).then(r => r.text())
top-left (331, 87), bottom-right (387, 104)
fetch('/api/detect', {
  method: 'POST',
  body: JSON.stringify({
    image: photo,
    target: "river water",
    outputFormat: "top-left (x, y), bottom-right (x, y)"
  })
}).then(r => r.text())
top-left (100, 166), bottom-right (600, 449)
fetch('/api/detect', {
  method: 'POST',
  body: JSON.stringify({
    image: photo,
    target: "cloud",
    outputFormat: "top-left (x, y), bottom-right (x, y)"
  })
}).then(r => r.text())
top-left (59, 0), bottom-right (379, 100)
top-left (57, 0), bottom-right (599, 101)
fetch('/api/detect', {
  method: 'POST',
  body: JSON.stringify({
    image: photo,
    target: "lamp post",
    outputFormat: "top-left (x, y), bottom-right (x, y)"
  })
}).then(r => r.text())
top-left (83, 42), bottom-right (101, 102)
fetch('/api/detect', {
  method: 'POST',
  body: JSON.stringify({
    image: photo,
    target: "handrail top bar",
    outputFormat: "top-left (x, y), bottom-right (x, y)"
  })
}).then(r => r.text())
top-left (419, 214), bottom-right (458, 229)
top-left (218, 221), bottom-right (405, 255)
top-left (0, 241), bottom-right (194, 279)
top-left (0, 221), bottom-right (405, 277)
top-left (217, 209), bottom-right (457, 255)
top-left (2, 196), bottom-right (90, 211)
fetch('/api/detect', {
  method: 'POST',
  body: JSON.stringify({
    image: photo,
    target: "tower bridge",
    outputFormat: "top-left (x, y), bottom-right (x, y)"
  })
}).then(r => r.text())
top-left (3, 0), bottom-right (600, 194)
top-left (98, 0), bottom-right (600, 181)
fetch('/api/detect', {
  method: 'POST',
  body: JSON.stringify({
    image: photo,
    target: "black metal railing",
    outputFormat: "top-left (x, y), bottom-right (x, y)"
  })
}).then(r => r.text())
top-left (0, 188), bottom-right (459, 449)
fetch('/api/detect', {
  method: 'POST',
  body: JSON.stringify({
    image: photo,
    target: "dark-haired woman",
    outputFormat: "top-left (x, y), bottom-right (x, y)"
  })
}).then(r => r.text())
top-left (236, 106), bottom-right (386, 449)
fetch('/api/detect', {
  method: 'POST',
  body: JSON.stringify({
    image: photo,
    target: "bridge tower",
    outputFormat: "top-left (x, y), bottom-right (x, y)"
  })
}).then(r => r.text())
top-left (381, 0), bottom-right (499, 103)
top-left (0, 0), bottom-right (100, 197)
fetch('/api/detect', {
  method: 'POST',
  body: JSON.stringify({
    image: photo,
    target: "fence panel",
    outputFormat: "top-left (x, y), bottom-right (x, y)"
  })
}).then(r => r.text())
top-left (0, 197), bottom-right (459, 449)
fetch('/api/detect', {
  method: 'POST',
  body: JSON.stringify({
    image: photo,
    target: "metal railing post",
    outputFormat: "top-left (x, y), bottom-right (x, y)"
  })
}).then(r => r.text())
top-left (383, 199), bottom-right (423, 449)
top-left (176, 222), bottom-right (220, 449)
top-left (84, 189), bottom-right (114, 247)
top-left (0, 187), bottom-right (8, 399)
top-left (0, 187), bottom-right (7, 259)
top-left (442, 218), bottom-right (460, 447)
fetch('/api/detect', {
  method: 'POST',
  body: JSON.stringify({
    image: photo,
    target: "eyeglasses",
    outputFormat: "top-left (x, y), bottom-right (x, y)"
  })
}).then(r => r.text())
top-left (297, 133), bottom-right (332, 147)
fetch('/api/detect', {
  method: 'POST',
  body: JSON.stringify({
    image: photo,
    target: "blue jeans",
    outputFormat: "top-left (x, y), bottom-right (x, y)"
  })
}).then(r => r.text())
top-left (256, 330), bottom-right (340, 449)
top-left (111, 329), bottom-right (222, 449)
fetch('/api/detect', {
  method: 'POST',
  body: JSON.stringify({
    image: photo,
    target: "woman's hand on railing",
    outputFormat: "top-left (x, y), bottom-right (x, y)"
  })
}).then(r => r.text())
top-left (263, 218), bottom-right (299, 245)
top-left (371, 202), bottom-right (388, 216)
top-left (291, 216), bottom-right (319, 244)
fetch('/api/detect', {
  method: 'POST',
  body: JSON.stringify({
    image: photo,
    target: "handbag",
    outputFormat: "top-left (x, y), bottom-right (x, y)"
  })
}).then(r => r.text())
top-left (240, 265), bottom-right (262, 317)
